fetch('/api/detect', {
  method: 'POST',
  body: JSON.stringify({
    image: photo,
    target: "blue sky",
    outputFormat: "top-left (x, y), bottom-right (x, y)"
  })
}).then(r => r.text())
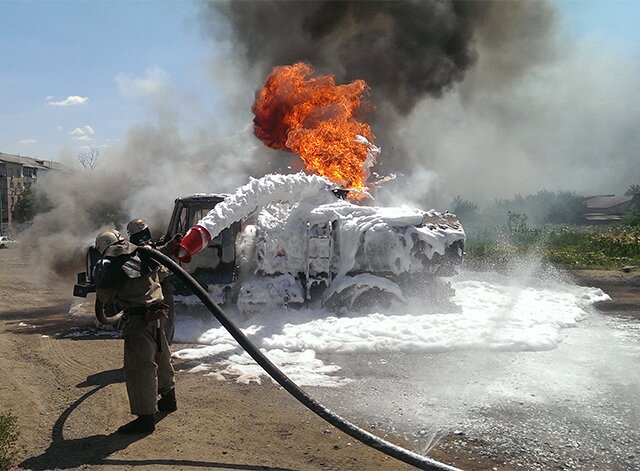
top-left (556, 0), bottom-right (640, 51)
top-left (1, 0), bottom-right (639, 162)
top-left (1, 0), bottom-right (210, 160)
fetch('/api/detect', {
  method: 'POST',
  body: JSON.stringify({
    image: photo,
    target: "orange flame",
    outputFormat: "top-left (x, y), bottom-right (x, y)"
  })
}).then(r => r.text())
top-left (253, 62), bottom-right (376, 192)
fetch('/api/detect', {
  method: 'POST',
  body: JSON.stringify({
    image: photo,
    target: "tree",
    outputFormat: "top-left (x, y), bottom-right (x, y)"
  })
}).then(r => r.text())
top-left (624, 184), bottom-right (640, 196)
top-left (77, 146), bottom-right (102, 170)
top-left (12, 187), bottom-right (52, 225)
top-left (13, 188), bottom-right (35, 224)
top-left (450, 195), bottom-right (478, 224)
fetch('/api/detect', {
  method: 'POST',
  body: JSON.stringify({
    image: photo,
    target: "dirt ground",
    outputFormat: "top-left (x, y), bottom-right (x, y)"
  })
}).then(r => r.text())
top-left (568, 268), bottom-right (640, 320)
top-left (1, 247), bottom-right (638, 471)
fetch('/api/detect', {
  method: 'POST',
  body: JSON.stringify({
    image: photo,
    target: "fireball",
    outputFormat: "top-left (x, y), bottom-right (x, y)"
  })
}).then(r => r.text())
top-left (253, 62), bottom-right (376, 193)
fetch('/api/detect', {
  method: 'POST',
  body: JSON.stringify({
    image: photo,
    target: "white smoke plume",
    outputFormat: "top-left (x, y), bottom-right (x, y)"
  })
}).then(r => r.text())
top-left (397, 33), bottom-right (640, 208)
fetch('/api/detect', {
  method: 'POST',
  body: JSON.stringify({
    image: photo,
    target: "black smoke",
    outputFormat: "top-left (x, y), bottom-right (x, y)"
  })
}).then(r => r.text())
top-left (200, 0), bottom-right (558, 177)
top-left (202, 1), bottom-right (554, 115)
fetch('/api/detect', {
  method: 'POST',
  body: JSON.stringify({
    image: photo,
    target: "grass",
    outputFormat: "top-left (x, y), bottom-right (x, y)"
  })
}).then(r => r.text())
top-left (465, 223), bottom-right (640, 270)
top-left (0, 411), bottom-right (20, 471)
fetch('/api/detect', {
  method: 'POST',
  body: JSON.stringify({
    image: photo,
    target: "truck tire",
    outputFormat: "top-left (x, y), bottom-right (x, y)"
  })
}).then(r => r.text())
top-left (324, 285), bottom-right (403, 312)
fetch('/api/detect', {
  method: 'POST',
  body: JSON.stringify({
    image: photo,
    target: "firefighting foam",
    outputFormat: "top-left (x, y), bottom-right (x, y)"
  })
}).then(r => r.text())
top-left (253, 63), bottom-right (376, 192)
top-left (165, 172), bottom-right (608, 387)
top-left (172, 271), bottom-right (610, 387)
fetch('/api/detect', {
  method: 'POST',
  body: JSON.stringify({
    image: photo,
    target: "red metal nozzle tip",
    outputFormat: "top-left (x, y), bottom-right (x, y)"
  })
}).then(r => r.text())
top-left (176, 225), bottom-right (211, 263)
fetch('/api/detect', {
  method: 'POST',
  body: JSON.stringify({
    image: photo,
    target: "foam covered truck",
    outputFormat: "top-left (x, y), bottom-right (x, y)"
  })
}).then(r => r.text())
top-left (171, 173), bottom-right (465, 313)
top-left (74, 173), bottom-right (465, 316)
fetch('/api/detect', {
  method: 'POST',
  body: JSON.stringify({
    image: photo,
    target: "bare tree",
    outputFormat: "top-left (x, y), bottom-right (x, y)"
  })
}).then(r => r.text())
top-left (77, 146), bottom-right (102, 170)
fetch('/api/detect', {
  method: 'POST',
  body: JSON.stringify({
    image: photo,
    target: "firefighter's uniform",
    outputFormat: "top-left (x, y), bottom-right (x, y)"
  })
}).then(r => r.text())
top-left (95, 231), bottom-right (175, 434)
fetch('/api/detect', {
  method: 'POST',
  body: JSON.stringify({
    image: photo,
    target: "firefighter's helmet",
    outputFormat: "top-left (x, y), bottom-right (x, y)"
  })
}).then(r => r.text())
top-left (126, 218), bottom-right (152, 245)
top-left (126, 218), bottom-right (148, 236)
top-left (95, 229), bottom-right (125, 256)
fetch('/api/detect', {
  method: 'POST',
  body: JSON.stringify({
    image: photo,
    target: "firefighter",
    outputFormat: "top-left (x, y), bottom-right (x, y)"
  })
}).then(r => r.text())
top-left (126, 218), bottom-right (177, 345)
top-left (95, 229), bottom-right (177, 434)
top-left (126, 217), bottom-right (152, 246)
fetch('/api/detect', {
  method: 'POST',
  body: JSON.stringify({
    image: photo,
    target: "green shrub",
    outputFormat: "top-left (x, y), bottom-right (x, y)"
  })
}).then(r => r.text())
top-left (0, 411), bottom-right (20, 471)
top-left (624, 210), bottom-right (640, 228)
top-left (450, 195), bottom-right (479, 225)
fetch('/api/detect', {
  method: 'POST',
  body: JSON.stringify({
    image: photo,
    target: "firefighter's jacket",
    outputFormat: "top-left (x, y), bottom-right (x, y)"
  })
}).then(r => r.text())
top-left (96, 249), bottom-right (168, 310)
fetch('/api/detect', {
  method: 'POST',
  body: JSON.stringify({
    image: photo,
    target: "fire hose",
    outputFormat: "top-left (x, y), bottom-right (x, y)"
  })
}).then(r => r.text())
top-left (138, 245), bottom-right (463, 471)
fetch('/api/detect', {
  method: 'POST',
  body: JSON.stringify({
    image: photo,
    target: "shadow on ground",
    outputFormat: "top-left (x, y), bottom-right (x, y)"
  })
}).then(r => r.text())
top-left (20, 369), bottom-right (294, 471)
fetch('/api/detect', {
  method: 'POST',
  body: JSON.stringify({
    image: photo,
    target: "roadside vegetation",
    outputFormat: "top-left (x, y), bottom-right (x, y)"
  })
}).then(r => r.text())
top-left (452, 188), bottom-right (640, 271)
top-left (0, 411), bottom-right (20, 471)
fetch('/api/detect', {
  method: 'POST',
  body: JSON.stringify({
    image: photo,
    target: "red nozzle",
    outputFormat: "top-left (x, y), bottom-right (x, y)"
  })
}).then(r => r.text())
top-left (176, 225), bottom-right (211, 263)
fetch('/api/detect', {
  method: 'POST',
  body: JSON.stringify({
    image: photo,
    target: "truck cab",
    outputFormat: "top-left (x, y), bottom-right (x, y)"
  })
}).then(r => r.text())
top-left (160, 194), bottom-right (241, 300)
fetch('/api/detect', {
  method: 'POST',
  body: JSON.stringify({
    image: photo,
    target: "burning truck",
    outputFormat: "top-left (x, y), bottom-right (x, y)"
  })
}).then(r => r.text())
top-left (171, 172), bottom-right (465, 314)
top-left (73, 175), bottom-right (464, 318)
top-left (170, 63), bottom-right (465, 313)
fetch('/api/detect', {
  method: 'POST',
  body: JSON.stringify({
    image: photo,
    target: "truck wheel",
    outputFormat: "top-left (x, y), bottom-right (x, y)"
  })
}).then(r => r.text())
top-left (325, 285), bottom-right (401, 312)
top-left (94, 299), bottom-right (123, 326)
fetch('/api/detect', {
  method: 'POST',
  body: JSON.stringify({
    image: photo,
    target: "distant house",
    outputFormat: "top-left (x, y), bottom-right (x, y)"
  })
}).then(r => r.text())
top-left (0, 152), bottom-right (68, 233)
top-left (582, 193), bottom-right (640, 224)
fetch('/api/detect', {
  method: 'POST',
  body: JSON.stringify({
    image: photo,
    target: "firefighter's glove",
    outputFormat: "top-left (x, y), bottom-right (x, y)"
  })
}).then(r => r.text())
top-left (160, 233), bottom-right (183, 257)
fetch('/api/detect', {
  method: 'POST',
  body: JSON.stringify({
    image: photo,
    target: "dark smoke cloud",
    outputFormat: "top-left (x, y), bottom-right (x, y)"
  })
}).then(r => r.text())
top-left (203, 1), bottom-right (555, 115)
top-left (201, 0), bottom-right (558, 175)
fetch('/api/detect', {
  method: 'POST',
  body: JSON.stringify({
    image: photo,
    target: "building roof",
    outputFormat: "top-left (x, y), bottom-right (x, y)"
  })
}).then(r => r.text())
top-left (0, 152), bottom-right (68, 171)
top-left (583, 194), bottom-right (635, 210)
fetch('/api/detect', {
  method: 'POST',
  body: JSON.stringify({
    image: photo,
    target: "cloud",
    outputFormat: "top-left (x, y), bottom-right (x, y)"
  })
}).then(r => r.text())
top-left (69, 125), bottom-right (94, 136)
top-left (69, 125), bottom-right (95, 141)
top-left (48, 96), bottom-right (89, 106)
top-left (116, 67), bottom-right (169, 100)
top-left (19, 138), bottom-right (37, 144)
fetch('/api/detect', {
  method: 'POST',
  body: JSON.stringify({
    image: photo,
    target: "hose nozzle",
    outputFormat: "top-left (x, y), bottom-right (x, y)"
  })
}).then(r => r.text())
top-left (175, 225), bottom-right (211, 263)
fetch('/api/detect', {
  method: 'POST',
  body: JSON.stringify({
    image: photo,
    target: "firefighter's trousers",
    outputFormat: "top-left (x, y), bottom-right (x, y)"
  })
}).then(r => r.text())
top-left (122, 315), bottom-right (175, 416)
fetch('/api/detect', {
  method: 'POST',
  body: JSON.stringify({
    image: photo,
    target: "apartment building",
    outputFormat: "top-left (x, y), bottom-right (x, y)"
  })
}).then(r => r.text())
top-left (0, 152), bottom-right (67, 233)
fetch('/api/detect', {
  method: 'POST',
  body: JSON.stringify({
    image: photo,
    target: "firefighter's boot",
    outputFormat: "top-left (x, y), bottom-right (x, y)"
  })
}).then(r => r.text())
top-left (116, 415), bottom-right (155, 434)
top-left (157, 388), bottom-right (177, 413)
